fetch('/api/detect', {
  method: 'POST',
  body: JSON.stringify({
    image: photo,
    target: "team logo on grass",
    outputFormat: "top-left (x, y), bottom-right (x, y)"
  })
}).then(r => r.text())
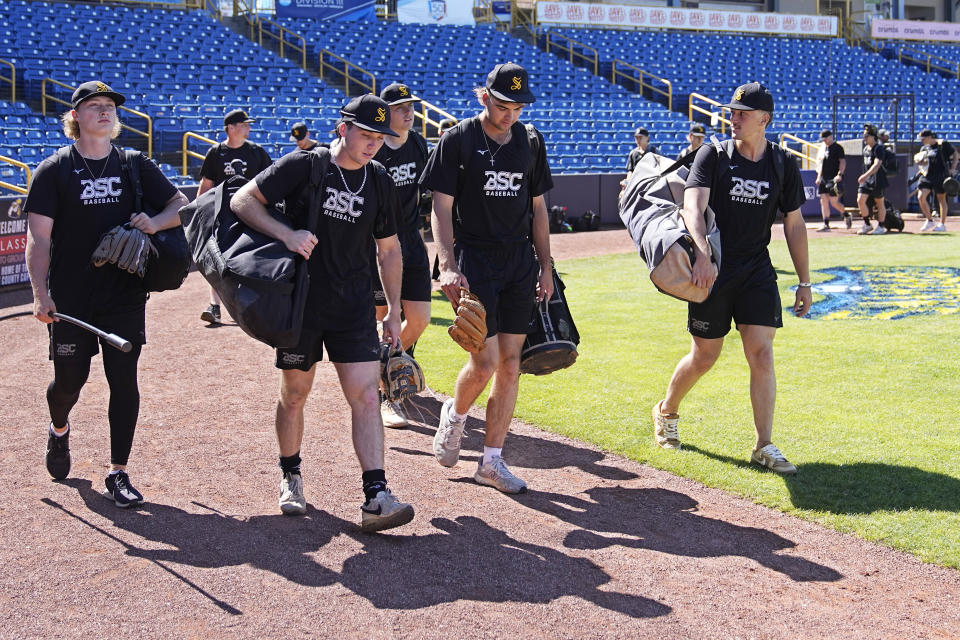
top-left (794, 266), bottom-right (960, 320)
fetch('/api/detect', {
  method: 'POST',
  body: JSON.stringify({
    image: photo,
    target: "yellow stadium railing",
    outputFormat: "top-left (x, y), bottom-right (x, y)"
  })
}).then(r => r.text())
top-left (0, 58), bottom-right (15, 102)
top-left (611, 60), bottom-right (672, 111)
top-left (41, 78), bottom-right (154, 158)
top-left (414, 99), bottom-right (458, 142)
top-left (512, 1), bottom-right (536, 38)
top-left (375, 0), bottom-right (395, 21)
top-left (898, 46), bottom-right (960, 80)
top-left (204, 0), bottom-right (222, 21)
top-left (779, 133), bottom-right (818, 170)
top-left (319, 49), bottom-right (375, 96)
top-left (474, 0), bottom-right (494, 23)
top-left (181, 132), bottom-right (217, 177)
top-left (0, 155), bottom-right (30, 195)
top-left (234, 0), bottom-right (257, 40)
top-left (689, 93), bottom-right (730, 135)
top-left (545, 32), bottom-right (598, 76)
top-left (258, 17), bottom-right (307, 70)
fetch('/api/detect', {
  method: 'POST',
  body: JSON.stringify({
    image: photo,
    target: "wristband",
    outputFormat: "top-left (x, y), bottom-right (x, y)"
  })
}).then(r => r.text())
top-left (797, 282), bottom-right (812, 288)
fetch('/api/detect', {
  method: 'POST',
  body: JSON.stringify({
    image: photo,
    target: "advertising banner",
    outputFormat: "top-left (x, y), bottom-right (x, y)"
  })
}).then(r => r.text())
top-left (871, 18), bottom-right (960, 42)
top-left (275, 0), bottom-right (375, 20)
top-left (536, 2), bottom-right (838, 37)
top-left (398, 0), bottom-right (475, 25)
top-left (0, 195), bottom-right (30, 292)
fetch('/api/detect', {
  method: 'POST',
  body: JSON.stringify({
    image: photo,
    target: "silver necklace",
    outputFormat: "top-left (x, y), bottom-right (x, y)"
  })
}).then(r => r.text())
top-left (74, 144), bottom-right (113, 180)
top-left (482, 130), bottom-right (506, 167)
top-left (333, 159), bottom-right (366, 196)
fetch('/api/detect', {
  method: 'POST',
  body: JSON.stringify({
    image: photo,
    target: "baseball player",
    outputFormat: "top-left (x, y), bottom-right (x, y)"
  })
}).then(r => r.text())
top-left (856, 124), bottom-right (890, 235)
top-left (676, 123), bottom-right (707, 162)
top-left (652, 82), bottom-right (810, 475)
top-left (290, 122), bottom-right (323, 151)
top-left (917, 128), bottom-right (956, 232)
top-left (25, 81), bottom-right (188, 506)
top-left (814, 129), bottom-right (846, 232)
top-left (196, 109), bottom-right (273, 324)
top-left (421, 62), bottom-right (554, 494)
top-left (370, 82), bottom-right (432, 429)
top-left (229, 94), bottom-right (415, 533)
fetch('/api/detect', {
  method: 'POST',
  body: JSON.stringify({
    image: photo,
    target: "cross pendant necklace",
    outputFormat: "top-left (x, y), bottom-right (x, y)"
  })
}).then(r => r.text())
top-left (482, 131), bottom-right (504, 167)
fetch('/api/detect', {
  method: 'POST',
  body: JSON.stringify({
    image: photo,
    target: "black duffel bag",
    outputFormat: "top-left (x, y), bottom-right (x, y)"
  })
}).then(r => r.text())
top-left (179, 147), bottom-right (329, 348)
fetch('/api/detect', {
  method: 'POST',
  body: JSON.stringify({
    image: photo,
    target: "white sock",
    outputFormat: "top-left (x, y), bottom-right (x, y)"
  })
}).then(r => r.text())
top-left (451, 408), bottom-right (467, 423)
top-left (49, 422), bottom-right (69, 437)
top-left (482, 446), bottom-right (502, 466)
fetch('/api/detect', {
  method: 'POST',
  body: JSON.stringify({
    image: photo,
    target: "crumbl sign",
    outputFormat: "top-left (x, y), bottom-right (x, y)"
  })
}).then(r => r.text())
top-left (871, 18), bottom-right (960, 42)
top-left (536, 2), bottom-right (838, 36)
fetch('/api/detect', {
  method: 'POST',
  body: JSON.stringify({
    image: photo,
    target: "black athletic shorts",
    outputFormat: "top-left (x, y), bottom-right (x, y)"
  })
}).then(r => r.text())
top-left (275, 323), bottom-right (379, 370)
top-left (817, 179), bottom-right (839, 195)
top-left (918, 177), bottom-right (945, 194)
top-left (858, 183), bottom-right (884, 198)
top-left (688, 259), bottom-right (782, 339)
top-left (372, 228), bottom-right (432, 305)
top-left (48, 304), bottom-right (146, 362)
top-left (456, 241), bottom-right (538, 337)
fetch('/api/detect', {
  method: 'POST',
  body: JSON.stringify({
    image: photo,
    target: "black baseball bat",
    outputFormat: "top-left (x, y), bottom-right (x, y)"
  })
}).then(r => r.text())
top-left (50, 312), bottom-right (132, 353)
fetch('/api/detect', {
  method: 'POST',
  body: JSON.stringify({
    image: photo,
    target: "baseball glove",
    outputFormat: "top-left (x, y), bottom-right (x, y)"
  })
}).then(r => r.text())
top-left (379, 343), bottom-right (425, 402)
top-left (448, 288), bottom-right (487, 353)
top-left (91, 224), bottom-right (157, 278)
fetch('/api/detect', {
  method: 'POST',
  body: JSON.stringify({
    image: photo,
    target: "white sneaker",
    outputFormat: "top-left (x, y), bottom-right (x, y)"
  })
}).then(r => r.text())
top-left (474, 456), bottom-right (527, 494)
top-left (870, 225), bottom-right (887, 235)
top-left (433, 398), bottom-right (465, 467)
top-left (360, 489), bottom-right (415, 533)
top-left (652, 400), bottom-right (681, 449)
top-left (920, 219), bottom-right (937, 232)
top-left (857, 222), bottom-right (873, 235)
top-left (816, 224), bottom-right (831, 233)
top-left (279, 471), bottom-right (306, 515)
top-left (381, 399), bottom-right (409, 429)
top-left (751, 444), bottom-right (797, 475)
top-left (933, 223), bottom-right (947, 232)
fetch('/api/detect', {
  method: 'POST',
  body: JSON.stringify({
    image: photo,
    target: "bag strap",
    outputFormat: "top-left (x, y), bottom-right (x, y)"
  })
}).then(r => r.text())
top-left (306, 146), bottom-right (331, 234)
top-left (55, 145), bottom-right (73, 197)
top-left (118, 147), bottom-right (143, 215)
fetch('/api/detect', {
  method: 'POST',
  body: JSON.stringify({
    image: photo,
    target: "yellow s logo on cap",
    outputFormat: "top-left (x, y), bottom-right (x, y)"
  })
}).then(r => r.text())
top-left (733, 88), bottom-right (745, 101)
top-left (96, 82), bottom-right (108, 93)
top-left (375, 107), bottom-right (386, 122)
top-left (510, 76), bottom-right (523, 91)
top-left (399, 86), bottom-right (409, 96)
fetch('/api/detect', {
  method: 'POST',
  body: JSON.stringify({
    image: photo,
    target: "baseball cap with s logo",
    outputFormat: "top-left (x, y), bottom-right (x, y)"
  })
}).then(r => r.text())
top-left (486, 62), bottom-right (536, 104)
top-left (339, 94), bottom-right (399, 136)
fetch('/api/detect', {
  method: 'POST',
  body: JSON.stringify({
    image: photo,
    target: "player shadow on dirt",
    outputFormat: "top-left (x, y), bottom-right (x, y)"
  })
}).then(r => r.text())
top-left (396, 394), bottom-right (639, 481)
top-left (52, 479), bottom-right (669, 618)
top-left (683, 444), bottom-right (960, 514)
top-left (512, 486), bottom-right (843, 583)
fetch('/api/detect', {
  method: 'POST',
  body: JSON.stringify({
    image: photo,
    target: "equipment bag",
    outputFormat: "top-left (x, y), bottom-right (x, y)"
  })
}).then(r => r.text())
top-left (881, 146), bottom-right (899, 176)
top-left (520, 262), bottom-right (579, 376)
top-left (179, 147), bottom-right (330, 348)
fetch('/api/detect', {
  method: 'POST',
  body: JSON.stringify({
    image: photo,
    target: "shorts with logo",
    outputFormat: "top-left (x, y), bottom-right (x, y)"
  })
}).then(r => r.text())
top-left (372, 228), bottom-right (432, 305)
top-left (456, 241), bottom-right (537, 337)
top-left (48, 304), bottom-right (146, 362)
top-left (918, 177), bottom-right (946, 194)
top-left (275, 323), bottom-right (380, 370)
top-left (687, 259), bottom-right (782, 339)
top-left (817, 179), bottom-right (840, 195)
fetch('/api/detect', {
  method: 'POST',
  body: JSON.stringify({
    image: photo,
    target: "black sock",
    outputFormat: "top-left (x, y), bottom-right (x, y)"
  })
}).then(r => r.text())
top-left (404, 341), bottom-right (416, 358)
top-left (279, 452), bottom-right (302, 475)
top-left (362, 469), bottom-right (387, 502)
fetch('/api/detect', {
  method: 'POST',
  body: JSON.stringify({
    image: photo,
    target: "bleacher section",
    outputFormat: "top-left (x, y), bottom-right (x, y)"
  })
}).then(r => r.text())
top-left (278, 18), bottom-right (693, 171)
top-left (547, 28), bottom-right (960, 143)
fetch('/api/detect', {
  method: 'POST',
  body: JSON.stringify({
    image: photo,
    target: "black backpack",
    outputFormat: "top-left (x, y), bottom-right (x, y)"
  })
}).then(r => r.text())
top-left (881, 145), bottom-right (899, 176)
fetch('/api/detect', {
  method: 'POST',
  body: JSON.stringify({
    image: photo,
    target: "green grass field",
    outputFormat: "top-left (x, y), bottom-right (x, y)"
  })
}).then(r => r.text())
top-left (417, 230), bottom-right (960, 569)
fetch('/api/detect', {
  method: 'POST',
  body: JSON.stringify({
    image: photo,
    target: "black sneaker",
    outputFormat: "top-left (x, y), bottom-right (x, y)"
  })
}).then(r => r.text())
top-left (45, 425), bottom-right (71, 480)
top-left (200, 304), bottom-right (221, 325)
top-left (104, 471), bottom-right (144, 508)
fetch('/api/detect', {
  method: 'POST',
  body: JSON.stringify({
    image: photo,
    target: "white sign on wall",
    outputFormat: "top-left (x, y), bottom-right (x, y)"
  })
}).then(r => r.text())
top-left (871, 18), bottom-right (960, 42)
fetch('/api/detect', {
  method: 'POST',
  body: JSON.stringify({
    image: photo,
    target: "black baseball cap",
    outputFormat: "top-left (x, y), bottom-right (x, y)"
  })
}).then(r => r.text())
top-left (380, 82), bottom-right (420, 105)
top-left (864, 123), bottom-right (879, 138)
top-left (71, 81), bottom-right (125, 109)
top-left (339, 94), bottom-right (399, 137)
top-left (290, 122), bottom-right (308, 141)
top-left (224, 109), bottom-right (255, 127)
top-left (688, 123), bottom-right (706, 137)
top-left (722, 82), bottom-right (774, 112)
top-left (486, 62), bottom-right (536, 104)
top-left (820, 128), bottom-right (833, 139)
top-left (918, 128), bottom-right (935, 139)
top-left (634, 127), bottom-right (649, 137)
top-left (438, 117), bottom-right (457, 133)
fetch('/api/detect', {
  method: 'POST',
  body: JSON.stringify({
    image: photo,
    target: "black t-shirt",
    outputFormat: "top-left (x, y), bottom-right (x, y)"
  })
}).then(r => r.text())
top-left (373, 132), bottom-right (427, 231)
top-left (255, 149), bottom-right (397, 329)
top-left (819, 142), bottom-right (845, 182)
top-left (921, 140), bottom-right (956, 181)
top-left (626, 146), bottom-right (658, 172)
top-left (420, 116), bottom-right (553, 246)
top-left (676, 145), bottom-right (701, 162)
top-left (25, 146), bottom-right (178, 313)
top-left (686, 142), bottom-right (805, 269)
top-left (200, 141), bottom-right (272, 186)
top-left (862, 144), bottom-right (889, 189)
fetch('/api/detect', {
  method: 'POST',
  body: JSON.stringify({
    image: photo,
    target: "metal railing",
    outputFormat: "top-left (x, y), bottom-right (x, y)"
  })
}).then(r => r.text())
top-left (319, 49), bottom-right (375, 96)
top-left (204, 0), bottom-right (221, 21)
top-left (0, 155), bottom-right (30, 194)
top-left (234, 0), bottom-right (257, 40)
top-left (41, 78), bottom-right (154, 157)
top-left (414, 99), bottom-right (458, 141)
top-left (181, 132), bottom-right (217, 176)
top-left (898, 46), bottom-right (960, 80)
top-left (611, 60), bottom-right (672, 111)
top-left (474, 0), bottom-right (495, 24)
top-left (545, 32), bottom-right (598, 76)
top-left (0, 58), bottom-right (14, 102)
top-left (779, 133), bottom-right (818, 170)
top-left (689, 92), bottom-right (730, 135)
top-left (258, 17), bottom-right (307, 70)
top-left (512, 2), bottom-right (536, 38)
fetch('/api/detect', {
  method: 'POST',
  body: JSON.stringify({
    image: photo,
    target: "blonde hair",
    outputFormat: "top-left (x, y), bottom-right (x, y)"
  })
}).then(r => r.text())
top-left (473, 86), bottom-right (487, 100)
top-left (60, 110), bottom-right (122, 141)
